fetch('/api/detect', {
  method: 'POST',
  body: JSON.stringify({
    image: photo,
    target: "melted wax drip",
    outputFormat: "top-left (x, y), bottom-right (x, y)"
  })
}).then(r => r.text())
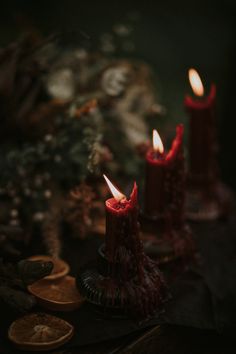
top-left (103, 183), bottom-right (167, 319)
top-left (164, 124), bottom-right (194, 255)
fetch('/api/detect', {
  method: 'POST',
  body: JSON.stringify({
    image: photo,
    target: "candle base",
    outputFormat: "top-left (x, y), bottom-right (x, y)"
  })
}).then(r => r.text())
top-left (76, 265), bottom-right (128, 318)
top-left (76, 245), bottom-right (168, 320)
top-left (140, 213), bottom-right (195, 263)
top-left (186, 181), bottom-right (233, 221)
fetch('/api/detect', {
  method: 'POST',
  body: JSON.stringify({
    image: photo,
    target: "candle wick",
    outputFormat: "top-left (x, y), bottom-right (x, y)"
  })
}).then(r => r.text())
top-left (153, 150), bottom-right (164, 160)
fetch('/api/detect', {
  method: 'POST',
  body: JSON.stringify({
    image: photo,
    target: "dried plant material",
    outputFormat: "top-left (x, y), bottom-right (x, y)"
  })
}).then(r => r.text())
top-left (42, 201), bottom-right (62, 258)
top-left (8, 313), bottom-right (74, 351)
top-left (28, 276), bottom-right (84, 311)
top-left (73, 99), bottom-right (97, 118)
top-left (101, 65), bottom-right (131, 96)
top-left (0, 28), bottom-right (165, 253)
top-left (28, 255), bottom-right (69, 280)
top-left (63, 183), bottom-right (95, 239)
top-left (0, 259), bottom-right (53, 289)
top-left (47, 68), bottom-right (75, 100)
top-left (0, 259), bottom-right (52, 313)
top-left (91, 216), bottom-right (106, 236)
top-left (26, 98), bottom-right (70, 137)
top-left (0, 224), bottom-right (23, 259)
top-left (0, 286), bottom-right (36, 313)
top-left (0, 36), bottom-right (45, 140)
top-left (17, 259), bottom-right (54, 285)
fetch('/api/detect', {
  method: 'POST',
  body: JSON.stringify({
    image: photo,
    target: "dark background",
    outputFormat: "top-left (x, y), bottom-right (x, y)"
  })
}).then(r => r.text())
top-left (0, 0), bottom-right (235, 189)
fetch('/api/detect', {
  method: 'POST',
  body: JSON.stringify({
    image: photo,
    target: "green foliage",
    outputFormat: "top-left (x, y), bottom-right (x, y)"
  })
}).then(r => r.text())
top-left (0, 108), bottom-right (102, 226)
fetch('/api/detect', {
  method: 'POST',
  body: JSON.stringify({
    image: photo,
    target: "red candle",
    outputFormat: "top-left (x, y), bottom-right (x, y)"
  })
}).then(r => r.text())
top-left (103, 175), bottom-right (167, 317)
top-left (144, 124), bottom-right (185, 222)
top-left (145, 129), bottom-right (165, 216)
top-left (103, 175), bottom-right (141, 274)
top-left (184, 69), bottom-right (218, 188)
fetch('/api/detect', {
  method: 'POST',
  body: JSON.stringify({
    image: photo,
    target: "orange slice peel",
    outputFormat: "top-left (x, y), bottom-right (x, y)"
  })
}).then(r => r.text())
top-left (8, 313), bottom-right (74, 351)
top-left (28, 275), bottom-right (84, 311)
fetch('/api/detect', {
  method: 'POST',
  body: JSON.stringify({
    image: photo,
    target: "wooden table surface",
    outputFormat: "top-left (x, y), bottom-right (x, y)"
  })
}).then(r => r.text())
top-left (47, 324), bottom-right (235, 354)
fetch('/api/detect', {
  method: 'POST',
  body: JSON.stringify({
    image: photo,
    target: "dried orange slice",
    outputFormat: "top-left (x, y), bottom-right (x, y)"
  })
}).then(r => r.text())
top-left (8, 313), bottom-right (74, 351)
top-left (28, 275), bottom-right (84, 311)
top-left (28, 255), bottom-right (70, 280)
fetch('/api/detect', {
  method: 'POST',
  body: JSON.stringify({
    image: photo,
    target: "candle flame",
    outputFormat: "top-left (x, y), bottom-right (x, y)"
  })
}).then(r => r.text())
top-left (103, 174), bottom-right (126, 202)
top-left (188, 68), bottom-right (204, 97)
top-left (153, 129), bottom-right (164, 154)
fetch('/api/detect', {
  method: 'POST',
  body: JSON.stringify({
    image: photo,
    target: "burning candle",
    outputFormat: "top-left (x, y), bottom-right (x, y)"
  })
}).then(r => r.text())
top-left (144, 129), bottom-right (165, 216)
top-left (103, 175), bottom-right (141, 272)
top-left (102, 175), bottom-right (167, 317)
top-left (145, 130), bottom-right (166, 216)
top-left (184, 68), bottom-right (218, 188)
top-left (144, 124), bottom-right (185, 223)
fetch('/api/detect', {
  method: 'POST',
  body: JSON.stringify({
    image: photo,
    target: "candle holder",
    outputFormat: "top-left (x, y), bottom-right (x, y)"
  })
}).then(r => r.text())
top-left (186, 180), bottom-right (233, 221)
top-left (77, 178), bottom-right (169, 320)
top-left (140, 212), bottom-right (195, 264)
top-left (76, 265), bottom-right (127, 318)
top-left (76, 249), bottom-right (132, 319)
top-left (76, 243), bottom-right (168, 319)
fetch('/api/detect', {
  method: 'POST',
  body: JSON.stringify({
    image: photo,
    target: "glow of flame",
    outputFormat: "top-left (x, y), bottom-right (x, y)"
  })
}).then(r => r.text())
top-left (188, 68), bottom-right (204, 97)
top-left (103, 174), bottom-right (126, 202)
top-left (153, 129), bottom-right (164, 154)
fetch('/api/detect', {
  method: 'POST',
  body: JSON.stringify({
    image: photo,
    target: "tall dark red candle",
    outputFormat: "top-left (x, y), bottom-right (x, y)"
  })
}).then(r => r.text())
top-left (184, 69), bottom-right (218, 188)
top-left (144, 124), bottom-right (185, 221)
top-left (145, 129), bottom-right (165, 216)
top-left (102, 175), bottom-right (167, 318)
top-left (104, 177), bottom-right (142, 277)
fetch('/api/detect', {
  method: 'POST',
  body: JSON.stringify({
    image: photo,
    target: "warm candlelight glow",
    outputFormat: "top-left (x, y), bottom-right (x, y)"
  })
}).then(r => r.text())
top-left (188, 68), bottom-right (204, 97)
top-left (103, 174), bottom-right (126, 202)
top-left (153, 129), bottom-right (164, 154)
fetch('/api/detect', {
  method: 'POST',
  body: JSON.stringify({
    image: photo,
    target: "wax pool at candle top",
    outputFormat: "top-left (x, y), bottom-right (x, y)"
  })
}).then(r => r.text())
top-left (147, 150), bottom-right (166, 163)
top-left (106, 197), bottom-right (129, 210)
top-left (185, 84), bottom-right (216, 110)
top-left (105, 189), bottom-right (137, 215)
top-left (105, 182), bottom-right (139, 253)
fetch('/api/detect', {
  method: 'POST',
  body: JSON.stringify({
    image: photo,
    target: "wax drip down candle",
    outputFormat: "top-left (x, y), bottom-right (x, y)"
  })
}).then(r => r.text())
top-left (103, 174), bottom-right (141, 271)
top-left (184, 69), bottom-right (232, 221)
top-left (142, 124), bottom-right (194, 262)
top-left (144, 124), bottom-right (185, 220)
top-left (144, 129), bottom-right (165, 217)
top-left (77, 175), bottom-right (167, 319)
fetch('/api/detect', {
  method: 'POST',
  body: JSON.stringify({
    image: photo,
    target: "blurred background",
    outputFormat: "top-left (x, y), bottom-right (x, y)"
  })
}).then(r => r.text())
top-left (0, 0), bottom-right (235, 189)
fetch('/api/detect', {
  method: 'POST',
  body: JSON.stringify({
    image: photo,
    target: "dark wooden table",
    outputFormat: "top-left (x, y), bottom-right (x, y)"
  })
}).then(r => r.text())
top-left (59, 215), bottom-right (236, 354)
top-left (2, 215), bottom-right (236, 354)
top-left (50, 324), bottom-right (235, 354)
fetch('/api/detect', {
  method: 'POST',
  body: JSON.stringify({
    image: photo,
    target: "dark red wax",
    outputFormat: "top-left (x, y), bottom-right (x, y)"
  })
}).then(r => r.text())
top-left (144, 124), bottom-right (185, 219)
top-left (145, 150), bottom-right (166, 216)
top-left (103, 182), bottom-right (167, 318)
top-left (105, 182), bottom-right (143, 278)
top-left (184, 84), bottom-right (218, 187)
top-left (165, 124), bottom-right (185, 228)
